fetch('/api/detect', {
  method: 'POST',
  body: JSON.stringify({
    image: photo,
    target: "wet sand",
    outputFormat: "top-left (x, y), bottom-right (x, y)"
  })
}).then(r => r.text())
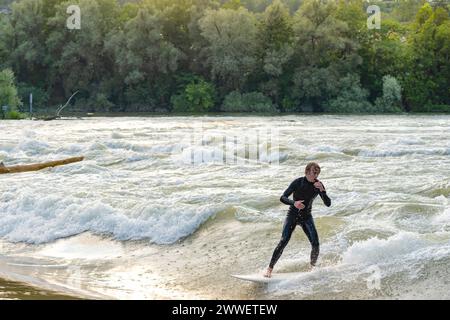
top-left (0, 277), bottom-right (82, 300)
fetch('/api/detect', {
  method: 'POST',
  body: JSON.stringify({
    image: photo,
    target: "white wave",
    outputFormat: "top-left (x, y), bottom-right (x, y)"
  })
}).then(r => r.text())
top-left (15, 139), bottom-right (52, 155)
top-left (171, 145), bottom-right (287, 165)
top-left (174, 146), bottom-right (225, 165)
top-left (0, 150), bottom-right (8, 160)
top-left (341, 232), bottom-right (427, 265)
top-left (259, 150), bottom-right (288, 163)
top-left (311, 145), bottom-right (343, 153)
top-left (433, 207), bottom-right (450, 226)
top-left (125, 154), bottom-right (149, 163)
top-left (97, 140), bottom-right (184, 155)
top-left (22, 129), bottom-right (38, 139)
top-left (395, 137), bottom-right (425, 145)
top-left (36, 233), bottom-right (125, 259)
top-left (434, 195), bottom-right (448, 206)
top-left (234, 206), bottom-right (263, 221)
top-left (358, 147), bottom-right (450, 157)
top-left (55, 144), bottom-right (84, 155)
top-left (0, 191), bottom-right (221, 245)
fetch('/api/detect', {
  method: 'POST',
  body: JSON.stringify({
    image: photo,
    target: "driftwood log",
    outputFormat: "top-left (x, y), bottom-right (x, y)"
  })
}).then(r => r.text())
top-left (0, 156), bottom-right (84, 174)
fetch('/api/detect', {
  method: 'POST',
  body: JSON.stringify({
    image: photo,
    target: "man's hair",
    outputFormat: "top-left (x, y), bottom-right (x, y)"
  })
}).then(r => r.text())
top-left (305, 162), bottom-right (321, 175)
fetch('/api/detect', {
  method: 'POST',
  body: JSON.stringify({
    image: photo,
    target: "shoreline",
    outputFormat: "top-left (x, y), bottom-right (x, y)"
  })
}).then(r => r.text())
top-left (1, 112), bottom-right (450, 123)
top-left (0, 277), bottom-right (83, 300)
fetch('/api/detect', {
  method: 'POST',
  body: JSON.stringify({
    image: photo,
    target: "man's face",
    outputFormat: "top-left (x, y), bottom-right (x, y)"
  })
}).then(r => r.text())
top-left (306, 168), bottom-right (319, 182)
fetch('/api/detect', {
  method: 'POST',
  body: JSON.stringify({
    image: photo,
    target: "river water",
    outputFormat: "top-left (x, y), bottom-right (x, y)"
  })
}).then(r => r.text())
top-left (0, 115), bottom-right (449, 299)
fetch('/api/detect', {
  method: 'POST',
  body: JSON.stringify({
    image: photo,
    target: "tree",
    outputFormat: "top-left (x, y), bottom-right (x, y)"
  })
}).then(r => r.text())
top-left (403, 3), bottom-right (450, 110)
top-left (374, 75), bottom-right (403, 113)
top-left (45, 0), bottom-right (121, 110)
top-left (199, 7), bottom-right (258, 92)
top-left (289, 0), bottom-right (361, 111)
top-left (358, 18), bottom-right (408, 103)
top-left (0, 13), bottom-right (13, 70)
top-left (390, 0), bottom-right (425, 23)
top-left (253, 0), bottom-right (294, 105)
top-left (8, 0), bottom-right (48, 87)
top-left (0, 69), bottom-right (20, 112)
top-left (105, 4), bottom-right (183, 110)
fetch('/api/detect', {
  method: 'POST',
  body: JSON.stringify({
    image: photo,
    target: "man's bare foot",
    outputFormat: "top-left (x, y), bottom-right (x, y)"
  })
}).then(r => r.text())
top-left (263, 267), bottom-right (273, 278)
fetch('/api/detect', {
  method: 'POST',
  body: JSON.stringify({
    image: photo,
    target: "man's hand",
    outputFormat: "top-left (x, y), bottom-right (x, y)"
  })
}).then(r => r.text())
top-left (314, 180), bottom-right (325, 192)
top-left (294, 200), bottom-right (305, 210)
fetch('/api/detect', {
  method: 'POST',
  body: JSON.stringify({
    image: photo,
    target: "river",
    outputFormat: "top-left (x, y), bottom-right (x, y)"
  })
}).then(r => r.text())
top-left (0, 114), bottom-right (449, 299)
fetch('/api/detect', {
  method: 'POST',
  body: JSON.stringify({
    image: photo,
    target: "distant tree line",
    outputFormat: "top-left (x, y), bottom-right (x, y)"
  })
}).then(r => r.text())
top-left (0, 0), bottom-right (449, 115)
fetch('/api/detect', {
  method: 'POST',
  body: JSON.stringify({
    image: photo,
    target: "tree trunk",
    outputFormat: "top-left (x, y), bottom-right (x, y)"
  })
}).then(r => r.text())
top-left (0, 156), bottom-right (84, 174)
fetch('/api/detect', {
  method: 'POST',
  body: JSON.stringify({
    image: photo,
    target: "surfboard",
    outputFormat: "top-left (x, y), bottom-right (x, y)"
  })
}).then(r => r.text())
top-left (231, 272), bottom-right (304, 284)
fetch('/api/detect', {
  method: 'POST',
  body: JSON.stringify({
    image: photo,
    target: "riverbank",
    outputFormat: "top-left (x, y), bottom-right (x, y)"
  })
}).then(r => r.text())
top-left (2, 109), bottom-right (449, 121)
top-left (0, 277), bottom-right (82, 300)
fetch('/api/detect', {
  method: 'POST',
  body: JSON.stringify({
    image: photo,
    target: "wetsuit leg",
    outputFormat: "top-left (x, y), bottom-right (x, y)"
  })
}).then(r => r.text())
top-left (269, 214), bottom-right (297, 269)
top-left (300, 215), bottom-right (320, 266)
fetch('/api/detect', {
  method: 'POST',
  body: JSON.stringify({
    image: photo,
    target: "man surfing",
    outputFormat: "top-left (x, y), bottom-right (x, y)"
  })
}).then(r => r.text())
top-left (264, 162), bottom-right (331, 278)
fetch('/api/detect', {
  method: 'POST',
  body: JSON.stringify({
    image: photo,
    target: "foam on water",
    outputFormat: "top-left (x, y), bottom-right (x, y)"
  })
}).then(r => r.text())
top-left (1, 115), bottom-right (449, 299)
top-left (341, 232), bottom-right (427, 265)
top-left (0, 189), bottom-right (223, 244)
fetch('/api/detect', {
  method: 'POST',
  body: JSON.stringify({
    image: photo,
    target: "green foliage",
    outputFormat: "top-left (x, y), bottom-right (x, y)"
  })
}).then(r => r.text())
top-left (45, 0), bottom-right (121, 106)
top-left (0, 0), bottom-right (448, 114)
top-left (91, 93), bottom-right (115, 112)
top-left (389, 0), bottom-right (424, 22)
top-left (355, 1), bottom-right (410, 103)
top-left (123, 84), bottom-right (157, 112)
top-left (258, 0), bottom-right (293, 52)
top-left (222, 0), bottom-right (242, 10)
top-left (6, 110), bottom-right (24, 119)
top-left (172, 78), bottom-right (216, 112)
top-left (420, 104), bottom-right (450, 113)
top-left (289, 0), bottom-right (363, 111)
top-left (199, 7), bottom-right (258, 91)
top-left (402, 3), bottom-right (450, 111)
top-left (324, 74), bottom-right (374, 113)
top-left (0, 14), bottom-right (13, 70)
top-left (8, 0), bottom-right (48, 86)
top-left (105, 4), bottom-right (183, 109)
top-left (17, 83), bottom-right (48, 111)
top-left (221, 91), bottom-right (278, 112)
top-left (0, 69), bottom-right (20, 110)
top-left (374, 75), bottom-right (403, 113)
top-left (252, 0), bottom-right (294, 106)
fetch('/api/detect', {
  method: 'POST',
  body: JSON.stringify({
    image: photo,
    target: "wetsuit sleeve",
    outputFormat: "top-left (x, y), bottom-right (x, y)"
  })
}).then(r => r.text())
top-left (280, 180), bottom-right (297, 206)
top-left (319, 189), bottom-right (331, 207)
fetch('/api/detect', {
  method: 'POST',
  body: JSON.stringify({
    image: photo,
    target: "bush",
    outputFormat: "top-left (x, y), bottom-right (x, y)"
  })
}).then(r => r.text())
top-left (0, 69), bottom-right (20, 112)
top-left (324, 75), bottom-right (375, 113)
top-left (6, 110), bottom-right (24, 119)
top-left (374, 75), bottom-right (403, 113)
top-left (92, 93), bottom-right (115, 112)
top-left (421, 104), bottom-right (450, 113)
top-left (171, 79), bottom-right (215, 113)
top-left (221, 91), bottom-right (278, 112)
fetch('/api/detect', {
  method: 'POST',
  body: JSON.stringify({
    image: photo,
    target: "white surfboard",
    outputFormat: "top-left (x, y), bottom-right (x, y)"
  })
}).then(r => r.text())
top-left (231, 272), bottom-right (304, 284)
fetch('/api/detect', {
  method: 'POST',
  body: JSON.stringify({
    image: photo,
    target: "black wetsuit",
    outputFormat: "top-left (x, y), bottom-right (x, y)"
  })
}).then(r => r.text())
top-left (269, 176), bottom-right (331, 268)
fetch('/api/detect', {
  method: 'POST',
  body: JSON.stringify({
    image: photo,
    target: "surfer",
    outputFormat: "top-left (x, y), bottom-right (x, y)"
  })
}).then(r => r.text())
top-left (264, 162), bottom-right (331, 278)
